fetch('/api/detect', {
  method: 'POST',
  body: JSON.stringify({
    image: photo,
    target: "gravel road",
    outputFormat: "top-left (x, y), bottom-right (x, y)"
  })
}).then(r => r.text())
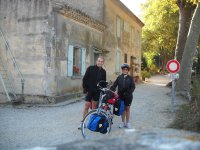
top-left (0, 75), bottom-right (192, 150)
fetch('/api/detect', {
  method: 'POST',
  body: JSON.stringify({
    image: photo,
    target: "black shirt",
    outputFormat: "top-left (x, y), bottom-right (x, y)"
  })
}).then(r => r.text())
top-left (82, 65), bottom-right (106, 92)
top-left (111, 74), bottom-right (135, 97)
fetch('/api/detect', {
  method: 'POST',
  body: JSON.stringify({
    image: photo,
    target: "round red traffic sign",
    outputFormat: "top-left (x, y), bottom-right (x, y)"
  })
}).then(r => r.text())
top-left (166, 60), bottom-right (180, 73)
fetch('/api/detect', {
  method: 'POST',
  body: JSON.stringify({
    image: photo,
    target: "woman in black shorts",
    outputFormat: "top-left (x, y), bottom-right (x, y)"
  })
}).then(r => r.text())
top-left (111, 63), bottom-right (135, 129)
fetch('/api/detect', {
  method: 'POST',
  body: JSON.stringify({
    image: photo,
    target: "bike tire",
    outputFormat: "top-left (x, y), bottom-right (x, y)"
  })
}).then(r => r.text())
top-left (81, 109), bottom-right (112, 139)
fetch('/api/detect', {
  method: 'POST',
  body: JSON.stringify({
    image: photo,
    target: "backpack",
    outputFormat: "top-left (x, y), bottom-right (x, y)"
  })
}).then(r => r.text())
top-left (113, 98), bottom-right (125, 116)
top-left (87, 113), bottom-right (109, 134)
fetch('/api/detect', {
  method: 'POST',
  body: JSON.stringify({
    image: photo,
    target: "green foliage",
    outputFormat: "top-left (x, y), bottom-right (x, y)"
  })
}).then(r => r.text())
top-left (143, 52), bottom-right (155, 67)
top-left (192, 46), bottom-right (200, 75)
top-left (177, 0), bottom-right (198, 7)
top-left (141, 0), bottom-right (179, 68)
top-left (141, 56), bottom-right (148, 70)
top-left (141, 70), bottom-right (151, 80)
top-left (143, 52), bottom-right (159, 74)
top-left (149, 64), bottom-right (158, 74)
top-left (142, 0), bottom-right (179, 51)
top-left (191, 75), bottom-right (200, 98)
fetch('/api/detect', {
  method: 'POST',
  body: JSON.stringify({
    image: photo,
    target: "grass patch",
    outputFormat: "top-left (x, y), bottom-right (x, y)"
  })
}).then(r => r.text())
top-left (169, 76), bottom-right (200, 133)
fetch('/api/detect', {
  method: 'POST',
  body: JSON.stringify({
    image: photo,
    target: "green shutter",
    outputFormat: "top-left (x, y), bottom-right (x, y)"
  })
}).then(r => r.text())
top-left (68, 45), bottom-right (74, 77)
top-left (81, 48), bottom-right (86, 76)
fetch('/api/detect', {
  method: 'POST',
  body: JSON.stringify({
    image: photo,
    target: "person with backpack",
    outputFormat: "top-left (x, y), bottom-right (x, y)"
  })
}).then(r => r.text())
top-left (78, 56), bottom-right (106, 129)
top-left (111, 63), bottom-right (135, 129)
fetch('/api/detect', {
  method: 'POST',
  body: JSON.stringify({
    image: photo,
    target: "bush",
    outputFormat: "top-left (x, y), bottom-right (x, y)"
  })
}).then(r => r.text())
top-left (149, 64), bottom-right (158, 75)
top-left (141, 70), bottom-right (151, 81)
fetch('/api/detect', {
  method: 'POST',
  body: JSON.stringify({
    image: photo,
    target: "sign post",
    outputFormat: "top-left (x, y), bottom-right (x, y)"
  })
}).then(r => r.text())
top-left (166, 60), bottom-right (180, 112)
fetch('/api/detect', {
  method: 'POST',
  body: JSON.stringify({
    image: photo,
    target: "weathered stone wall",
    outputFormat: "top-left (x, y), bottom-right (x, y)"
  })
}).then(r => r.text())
top-left (0, 0), bottom-right (56, 98)
top-left (54, 12), bottom-right (103, 95)
top-left (0, 0), bottom-right (142, 103)
top-left (53, 0), bottom-right (104, 22)
top-left (103, 0), bottom-right (143, 81)
top-left (0, 0), bottom-right (104, 102)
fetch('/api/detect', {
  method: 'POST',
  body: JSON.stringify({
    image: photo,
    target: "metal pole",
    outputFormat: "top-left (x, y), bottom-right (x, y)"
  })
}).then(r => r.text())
top-left (171, 79), bottom-right (175, 112)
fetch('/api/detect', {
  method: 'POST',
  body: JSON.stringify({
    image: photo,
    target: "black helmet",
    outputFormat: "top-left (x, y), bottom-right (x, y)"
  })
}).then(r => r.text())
top-left (121, 63), bottom-right (130, 70)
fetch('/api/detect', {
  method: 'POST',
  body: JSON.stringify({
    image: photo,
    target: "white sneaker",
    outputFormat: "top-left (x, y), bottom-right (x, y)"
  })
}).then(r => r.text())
top-left (119, 122), bottom-right (125, 128)
top-left (78, 122), bottom-right (83, 130)
top-left (126, 122), bottom-right (132, 129)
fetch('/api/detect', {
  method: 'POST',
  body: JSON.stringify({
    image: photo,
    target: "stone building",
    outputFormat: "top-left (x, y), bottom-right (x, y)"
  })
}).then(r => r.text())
top-left (103, 0), bottom-right (144, 80)
top-left (0, 0), bottom-right (144, 103)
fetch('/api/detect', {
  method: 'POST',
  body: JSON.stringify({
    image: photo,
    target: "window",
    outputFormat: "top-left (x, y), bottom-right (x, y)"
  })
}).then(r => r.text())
top-left (124, 53), bottom-right (127, 63)
top-left (116, 16), bottom-right (121, 38)
top-left (93, 47), bottom-right (102, 65)
top-left (68, 45), bottom-right (86, 77)
top-left (137, 30), bottom-right (141, 49)
top-left (115, 48), bottom-right (121, 73)
top-left (94, 53), bottom-right (101, 65)
top-left (123, 21), bottom-right (130, 32)
top-left (73, 47), bottom-right (82, 76)
top-left (131, 27), bottom-right (135, 47)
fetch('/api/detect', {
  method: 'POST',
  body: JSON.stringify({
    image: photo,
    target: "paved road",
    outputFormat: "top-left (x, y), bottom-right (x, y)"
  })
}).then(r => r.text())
top-left (0, 75), bottom-right (192, 149)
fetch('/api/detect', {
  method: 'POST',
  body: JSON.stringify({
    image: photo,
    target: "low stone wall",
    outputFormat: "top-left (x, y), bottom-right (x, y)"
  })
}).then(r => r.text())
top-left (57, 129), bottom-right (200, 150)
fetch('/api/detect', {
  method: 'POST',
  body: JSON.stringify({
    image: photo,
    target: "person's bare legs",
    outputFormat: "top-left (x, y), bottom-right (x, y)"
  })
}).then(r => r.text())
top-left (125, 106), bottom-right (130, 123)
top-left (119, 111), bottom-right (126, 128)
top-left (121, 111), bottom-right (125, 122)
top-left (92, 100), bottom-right (98, 109)
top-left (125, 106), bottom-right (132, 128)
top-left (78, 101), bottom-right (91, 129)
top-left (82, 101), bottom-right (91, 120)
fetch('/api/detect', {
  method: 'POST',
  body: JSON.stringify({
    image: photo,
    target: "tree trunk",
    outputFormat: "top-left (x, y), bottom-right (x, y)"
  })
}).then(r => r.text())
top-left (176, 2), bottom-right (200, 100)
top-left (175, 0), bottom-right (195, 62)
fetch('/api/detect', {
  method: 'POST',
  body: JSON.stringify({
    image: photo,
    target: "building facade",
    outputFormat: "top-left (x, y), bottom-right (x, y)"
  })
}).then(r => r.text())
top-left (103, 0), bottom-right (144, 81)
top-left (0, 0), bottom-right (143, 103)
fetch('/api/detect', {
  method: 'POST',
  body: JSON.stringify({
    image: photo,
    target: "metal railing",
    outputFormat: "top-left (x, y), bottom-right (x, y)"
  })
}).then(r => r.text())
top-left (0, 26), bottom-right (25, 101)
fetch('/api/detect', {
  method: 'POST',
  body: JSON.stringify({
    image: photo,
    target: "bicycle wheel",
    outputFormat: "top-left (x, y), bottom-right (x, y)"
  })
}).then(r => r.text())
top-left (81, 109), bottom-right (112, 139)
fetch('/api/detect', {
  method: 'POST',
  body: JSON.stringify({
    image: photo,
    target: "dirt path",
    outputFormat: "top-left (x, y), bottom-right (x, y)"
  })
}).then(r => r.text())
top-left (0, 75), bottom-right (192, 150)
top-left (132, 75), bottom-right (175, 129)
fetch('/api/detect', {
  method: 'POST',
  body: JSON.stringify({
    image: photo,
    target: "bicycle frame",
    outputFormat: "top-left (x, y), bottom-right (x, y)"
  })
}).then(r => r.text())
top-left (96, 81), bottom-right (119, 119)
top-left (81, 81), bottom-right (119, 138)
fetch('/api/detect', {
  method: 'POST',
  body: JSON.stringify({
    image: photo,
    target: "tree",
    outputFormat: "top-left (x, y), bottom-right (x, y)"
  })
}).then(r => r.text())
top-left (142, 0), bottom-right (179, 71)
top-left (176, 2), bottom-right (200, 99)
top-left (175, 0), bottom-right (196, 62)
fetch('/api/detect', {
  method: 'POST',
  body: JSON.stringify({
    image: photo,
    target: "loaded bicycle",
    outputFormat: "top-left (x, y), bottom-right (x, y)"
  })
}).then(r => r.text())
top-left (80, 81), bottom-right (124, 139)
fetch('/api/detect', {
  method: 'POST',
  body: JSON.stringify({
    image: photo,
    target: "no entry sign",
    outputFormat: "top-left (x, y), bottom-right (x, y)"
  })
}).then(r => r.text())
top-left (166, 60), bottom-right (180, 73)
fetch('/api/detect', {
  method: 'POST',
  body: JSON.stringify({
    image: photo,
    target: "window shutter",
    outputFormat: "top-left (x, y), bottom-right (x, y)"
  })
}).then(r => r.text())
top-left (116, 16), bottom-right (121, 37)
top-left (68, 45), bottom-right (74, 77)
top-left (137, 30), bottom-right (140, 49)
top-left (131, 27), bottom-right (134, 47)
top-left (81, 48), bottom-right (86, 76)
top-left (115, 48), bottom-right (121, 72)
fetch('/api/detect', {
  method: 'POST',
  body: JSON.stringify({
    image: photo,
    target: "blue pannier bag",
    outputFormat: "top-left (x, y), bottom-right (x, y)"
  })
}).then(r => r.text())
top-left (87, 114), bottom-right (101, 132)
top-left (87, 113), bottom-right (109, 133)
top-left (113, 98), bottom-right (125, 116)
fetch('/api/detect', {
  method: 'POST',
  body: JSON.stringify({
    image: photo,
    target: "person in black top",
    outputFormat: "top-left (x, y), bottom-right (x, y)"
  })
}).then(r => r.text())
top-left (78, 56), bottom-right (106, 129)
top-left (111, 63), bottom-right (135, 129)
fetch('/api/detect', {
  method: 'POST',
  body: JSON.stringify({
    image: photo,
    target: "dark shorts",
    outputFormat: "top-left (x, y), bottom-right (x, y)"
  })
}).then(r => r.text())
top-left (122, 96), bottom-right (133, 106)
top-left (85, 91), bottom-right (100, 102)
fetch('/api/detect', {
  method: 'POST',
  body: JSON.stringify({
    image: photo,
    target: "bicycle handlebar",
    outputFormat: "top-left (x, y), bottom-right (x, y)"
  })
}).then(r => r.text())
top-left (97, 80), bottom-right (118, 98)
